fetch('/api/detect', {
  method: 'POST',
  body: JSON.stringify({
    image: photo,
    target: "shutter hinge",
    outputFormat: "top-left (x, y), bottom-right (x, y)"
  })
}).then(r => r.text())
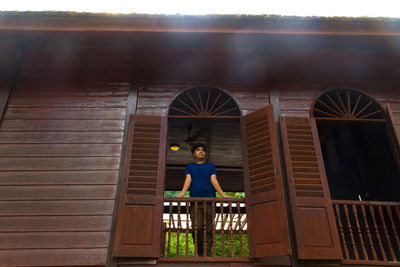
top-left (274, 168), bottom-right (279, 175)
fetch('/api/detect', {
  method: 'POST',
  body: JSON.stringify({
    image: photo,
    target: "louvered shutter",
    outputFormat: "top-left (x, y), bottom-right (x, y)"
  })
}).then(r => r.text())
top-left (280, 116), bottom-right (342, 260)
top-left (386, 103), bottom-right (400, 166)
top-left (241, 106), bottom-right (291, 259)
top-left (113, 115), bottom-right (167, 257)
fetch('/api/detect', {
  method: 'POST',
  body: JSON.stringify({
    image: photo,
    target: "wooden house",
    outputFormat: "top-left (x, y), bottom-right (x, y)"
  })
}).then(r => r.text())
top-left (0, 12), bottom-right (400, 267)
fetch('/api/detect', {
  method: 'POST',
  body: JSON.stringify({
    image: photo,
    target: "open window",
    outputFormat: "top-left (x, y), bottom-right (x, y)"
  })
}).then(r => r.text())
top-left (313, 89), bottom-right (400, 202)
top-left (309, 88), bottom-right (400, 264)
top-left (164, 86), bottom-right (290, 264)
top-left (113, 86), bottom-right (292, 264)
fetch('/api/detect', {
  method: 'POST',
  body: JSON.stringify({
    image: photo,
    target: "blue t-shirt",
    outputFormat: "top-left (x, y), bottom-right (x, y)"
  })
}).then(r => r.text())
top-left (184, 162), bottom-right (217, 197)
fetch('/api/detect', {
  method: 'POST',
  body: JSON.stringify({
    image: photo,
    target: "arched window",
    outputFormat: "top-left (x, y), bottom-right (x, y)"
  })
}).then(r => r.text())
top-left (168, 86), bottom-right (241, 118)
top-left (312, 88), bottom-right (400, 202)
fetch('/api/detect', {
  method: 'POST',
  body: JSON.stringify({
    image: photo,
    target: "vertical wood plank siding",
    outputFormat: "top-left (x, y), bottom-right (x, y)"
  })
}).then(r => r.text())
top-left (0, 46), bottom-right (130, 266)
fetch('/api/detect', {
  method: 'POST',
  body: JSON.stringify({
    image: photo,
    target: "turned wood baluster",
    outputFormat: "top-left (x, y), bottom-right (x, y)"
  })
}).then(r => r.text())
top-left (203, 200), bottom-right (207, 257)
top-left (361, 205), bottom-right (377, 260)
top-left (352, 204), bottom-right (368, 260)
top-left (167, 201), bottom-right (172, 257)
top-left (378, 205), bottom-right (395, 260)
top-left (229, 201), bottom-right (234, 257)
top-left (395, 207), bottom-right (400, 259)
top-left (176, 201), bottom-right (181, 257)
top-left (186, 200), bottom-right (189, 257)
top-left (212, 201), bottom-right (216, 257)
top-left (334, 204), bottom-right (349, 259)
top-left (221, 200), bottom-right (225, 257)
top-left (344, 204), bottom-right (359, 259)
top-left (386, 206), bottom-right (400, 259)
top-left (369, 205), bottom-right (387, 261)
top-left (237, 201), bottom-right (243, 257)
top-left (194, 201), bottom-right (198, 256)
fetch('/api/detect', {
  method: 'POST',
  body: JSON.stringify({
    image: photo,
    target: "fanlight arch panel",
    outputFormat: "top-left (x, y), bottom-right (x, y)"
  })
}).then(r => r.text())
top-left (168, 86), bottom-right (241, 117)
top-left (312, 88), bottom-right (385, 121)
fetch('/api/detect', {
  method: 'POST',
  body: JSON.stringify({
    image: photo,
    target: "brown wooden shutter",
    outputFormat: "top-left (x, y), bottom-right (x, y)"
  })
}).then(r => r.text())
top-left (241, 106), bottom-right (291, 259)
top-left (113, 115), bottom-right (167, 257)
top-left (280, 116), bottom-right (342, 260)
top-left (386, 103), bottom-right (400, 167)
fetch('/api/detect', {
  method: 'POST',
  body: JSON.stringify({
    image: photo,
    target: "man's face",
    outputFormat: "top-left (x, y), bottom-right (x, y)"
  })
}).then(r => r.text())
top-left (193, 147), bottom-right (206, 160)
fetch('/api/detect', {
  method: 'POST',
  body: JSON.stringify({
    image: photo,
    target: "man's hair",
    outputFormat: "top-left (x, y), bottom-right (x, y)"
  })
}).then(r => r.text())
top-left (191, 143), bottom-right (207, 154)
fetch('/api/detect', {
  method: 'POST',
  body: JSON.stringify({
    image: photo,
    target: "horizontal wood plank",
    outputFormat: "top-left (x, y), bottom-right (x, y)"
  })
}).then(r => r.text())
top-left (0, 144), bottom-right (122, 157)
top-left (0, 215), bottom-right (112, 232)
top-left (4, 107), bottom-right (126, 120)
top-left (0, 232), bottom-right (110, 249)
top-left (0, 132), bottom-right (123, 143)
top-left (0, 200), bottom-right (114, 216)
top-left (0, 119), bottom-right (125, 131)
top-left (0, 185), bottom-right (116, 200)
top-left (11, 85), bottom-right (129, 97)
top-left (0, 248), bottom-right (107, 266)
top-left (7, 96), bottom-right (127, 108)
top-left (0, 157), bottom-right (120, 170)
top-left (0, 171), bottom-right (118, 185)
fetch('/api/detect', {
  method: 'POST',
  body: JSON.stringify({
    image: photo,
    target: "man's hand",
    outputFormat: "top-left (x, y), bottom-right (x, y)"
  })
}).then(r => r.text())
top-left (178, 174), bottom-right (191, 198)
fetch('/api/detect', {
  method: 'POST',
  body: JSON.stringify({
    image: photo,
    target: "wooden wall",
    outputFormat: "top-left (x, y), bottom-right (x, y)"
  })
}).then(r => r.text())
top-left (0, 33), bottom-right (399, 267)
top-left (135, 48), bottom-right (270, 116)
top-left (271, 49), bottom-right (400, 119)
top-left (0, 46), bottom-right (131, 266)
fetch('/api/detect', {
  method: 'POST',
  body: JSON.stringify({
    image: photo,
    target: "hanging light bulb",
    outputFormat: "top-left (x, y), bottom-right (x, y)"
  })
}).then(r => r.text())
top-left (169, 120), bottom-right (180, 151)
top-left (170, 143), bottom-right (180, 151)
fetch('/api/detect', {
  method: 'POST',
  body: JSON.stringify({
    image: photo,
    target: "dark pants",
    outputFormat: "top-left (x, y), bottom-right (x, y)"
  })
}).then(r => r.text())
top-left (190, 202), bottom-right (214, 256)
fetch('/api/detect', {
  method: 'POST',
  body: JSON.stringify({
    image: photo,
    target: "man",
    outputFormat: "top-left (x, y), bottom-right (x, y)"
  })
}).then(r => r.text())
top-left (178, 143), bottom-right (229, 256)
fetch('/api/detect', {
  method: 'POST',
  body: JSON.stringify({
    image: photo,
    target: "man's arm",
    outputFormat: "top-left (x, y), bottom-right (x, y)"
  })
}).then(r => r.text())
top-left (210, 174), bottom-right (230, 198)
top-left (178, 174), bottom-right (192, 197)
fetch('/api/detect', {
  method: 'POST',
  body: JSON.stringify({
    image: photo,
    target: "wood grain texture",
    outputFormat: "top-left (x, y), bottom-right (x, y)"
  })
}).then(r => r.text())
top-left (0, 248), bottom-right (107, 266)
top-left (0, 215), bottom-right (112, 232)
top-left (0, 144), bottom-right (122, 157)
top-left (0, 171), bottom-right (118, 185)
top-left (0, 185), bottom-right (116, 200)
top-left (7, 96), bottom-right (128, 108)
top-left (0, 119), bottom-right (125, 131)
top-left (241, 106), bottom-right (291, 258)
top-left (0, 157), bottom-right (120, 170)
top-left (0, 232), bottom-right (110, 249)
top-left (4, 107), bottom-right (126, 119)
top-left (113, 115), bottom-right (167, 258)
top-left (0, 200), bottom-right (115, 216)
top-left (0, 131), bottom-right (124, 143)
top-left (0, 45), bottom-right (130, 266)
top-left (280, 117), bottom-right (342, 260)
top-left (272, 49), bottom-right (400, 119)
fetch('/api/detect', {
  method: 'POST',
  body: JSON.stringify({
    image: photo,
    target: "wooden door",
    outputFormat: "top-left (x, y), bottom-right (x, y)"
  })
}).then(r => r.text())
top-left (241, 106), bottom-right (291, 259)
top-left (113, 115), bottom-right (167, 257)
top-left (280, 116), bottom-right (342, 260)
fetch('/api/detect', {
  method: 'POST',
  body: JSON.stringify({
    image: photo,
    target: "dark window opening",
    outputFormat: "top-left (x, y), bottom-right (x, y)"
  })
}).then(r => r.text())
top-left (317, 120), bottom-right (400, 202)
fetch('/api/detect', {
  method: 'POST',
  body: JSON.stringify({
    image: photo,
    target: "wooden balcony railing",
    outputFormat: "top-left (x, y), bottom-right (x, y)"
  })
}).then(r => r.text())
top-left (333, 200), bottom-right (400, 265)
top-left (162, 197), bottom-right (248, 260)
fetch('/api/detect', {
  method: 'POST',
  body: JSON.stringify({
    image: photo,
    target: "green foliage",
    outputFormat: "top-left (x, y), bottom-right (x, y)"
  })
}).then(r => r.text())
top-left (164, 232), bottom-right (249, 258)
top-left (164, 232), bottom-right (195, 257)
top-left (165, 191), bottom-right (245, 198)
top-left (217, 192), bottom-right (245, 198)
top-left (164, 191), bottom-right (189, 197)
